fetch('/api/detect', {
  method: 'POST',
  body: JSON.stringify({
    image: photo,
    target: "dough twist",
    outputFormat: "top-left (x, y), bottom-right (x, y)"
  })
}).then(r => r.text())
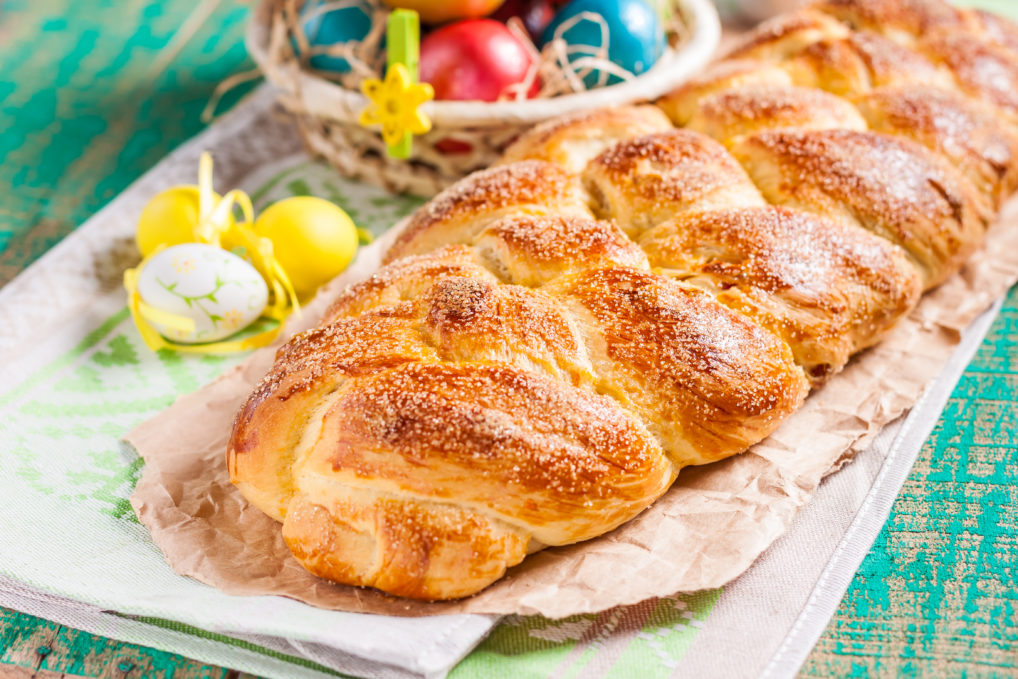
top-left (229, 0), bottom-right (1018, 599)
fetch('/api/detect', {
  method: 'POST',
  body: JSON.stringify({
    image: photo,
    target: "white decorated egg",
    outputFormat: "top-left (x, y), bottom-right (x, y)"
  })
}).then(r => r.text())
top-left (138, 243), bottom-right (268, 344)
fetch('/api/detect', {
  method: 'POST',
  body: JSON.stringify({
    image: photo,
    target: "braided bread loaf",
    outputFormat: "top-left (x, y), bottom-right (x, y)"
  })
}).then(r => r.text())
top-left (228, 0), bottom-right (1018, 600)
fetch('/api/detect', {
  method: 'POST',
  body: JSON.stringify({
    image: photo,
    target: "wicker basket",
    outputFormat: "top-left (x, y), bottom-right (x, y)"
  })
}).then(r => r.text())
top-left (247, 0), bottom-right (721, 196)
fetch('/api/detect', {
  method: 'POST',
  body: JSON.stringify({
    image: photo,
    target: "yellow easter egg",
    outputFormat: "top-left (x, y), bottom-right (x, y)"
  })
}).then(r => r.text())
top-left (254, 196), bottom-right (359, 297)
top-left (136, 186), bottom-right (232, 257)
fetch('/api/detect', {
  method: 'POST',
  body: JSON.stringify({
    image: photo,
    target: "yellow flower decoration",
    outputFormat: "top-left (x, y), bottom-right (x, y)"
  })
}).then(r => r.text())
top-left (221, 308), bottom-right (245, 331)
top-left (171, 256), bottom-right (195, 275)
top-left (359, 63), bottom-right (434, 148)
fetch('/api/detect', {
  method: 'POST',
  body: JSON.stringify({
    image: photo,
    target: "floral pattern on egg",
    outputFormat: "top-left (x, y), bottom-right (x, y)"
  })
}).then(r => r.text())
top-left (138, 243), bottom-right (268, 344)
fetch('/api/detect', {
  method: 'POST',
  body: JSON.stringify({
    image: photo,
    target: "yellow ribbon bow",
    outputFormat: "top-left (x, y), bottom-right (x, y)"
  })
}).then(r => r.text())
top-left (123, 153), bottom-right (300, 354)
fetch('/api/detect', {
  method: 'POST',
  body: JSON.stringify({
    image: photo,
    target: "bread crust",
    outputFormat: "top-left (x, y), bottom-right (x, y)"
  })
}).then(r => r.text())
top-left (501, 105), bottom-right (674, 172)
top-left (856, 86), bottom-right (1018, 206)
top-left (733, 129), bottom-right (987, 287)
top-left (583, 130), bottom-right (766, 235)
top-left (385, 161), bottom-right (588, 263)
top-left (645, 207), bottom-right (921, 380)
top-left (687, 85), bottom-right (867, 143)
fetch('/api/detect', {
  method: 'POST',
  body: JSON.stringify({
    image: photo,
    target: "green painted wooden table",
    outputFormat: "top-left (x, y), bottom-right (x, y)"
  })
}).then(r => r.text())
top-left (1, 1), bottom-right (1015, 677)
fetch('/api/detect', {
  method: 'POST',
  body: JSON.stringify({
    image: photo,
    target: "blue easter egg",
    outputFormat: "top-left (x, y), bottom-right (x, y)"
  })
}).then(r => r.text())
top-left (541, 0), bottom-right (665, 88)
top-left (298, 1), bottom-right (373, 73)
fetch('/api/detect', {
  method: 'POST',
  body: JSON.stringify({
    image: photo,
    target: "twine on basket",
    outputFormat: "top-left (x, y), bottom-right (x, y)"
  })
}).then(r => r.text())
top-left (283, 0), bottom-right (388, 88)
top-left (503, 13), bottom-right (638, 99)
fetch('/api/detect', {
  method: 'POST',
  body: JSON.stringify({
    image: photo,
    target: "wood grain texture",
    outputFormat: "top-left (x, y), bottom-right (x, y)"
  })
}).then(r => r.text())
top-left (0, 0), bottom-right (255, 676)
top-left (799, 288), bottom-right (1018, 677)
top-left (0, 0), bottom-right (254, 286)
top-left (0, 609), bottom-right (250, 679)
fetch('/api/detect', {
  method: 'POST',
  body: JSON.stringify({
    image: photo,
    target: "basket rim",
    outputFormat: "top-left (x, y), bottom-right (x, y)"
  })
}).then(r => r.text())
top-left (247, 0), bottom-right (720, 127)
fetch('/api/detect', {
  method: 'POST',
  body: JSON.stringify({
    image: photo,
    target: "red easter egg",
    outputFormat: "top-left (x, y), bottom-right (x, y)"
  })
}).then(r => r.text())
top-left (420, 19), bottom-right (540, 102)
top-left (434, 138), bottom-right (474, 154)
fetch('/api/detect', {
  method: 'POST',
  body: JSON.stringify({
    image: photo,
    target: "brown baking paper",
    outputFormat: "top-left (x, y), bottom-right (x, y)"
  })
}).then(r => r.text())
top-left (127, 199), bottom-right (1018, 618)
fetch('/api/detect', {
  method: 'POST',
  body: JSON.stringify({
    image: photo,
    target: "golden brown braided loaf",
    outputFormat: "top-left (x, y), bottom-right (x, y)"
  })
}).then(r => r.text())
top-left (228, 0), bottom-right (1018, 600)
